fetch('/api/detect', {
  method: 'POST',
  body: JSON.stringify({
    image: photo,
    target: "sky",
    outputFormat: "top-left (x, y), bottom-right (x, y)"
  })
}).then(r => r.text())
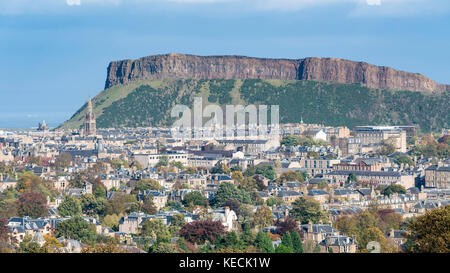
top-left (0, 0), bottom-right (449, 128)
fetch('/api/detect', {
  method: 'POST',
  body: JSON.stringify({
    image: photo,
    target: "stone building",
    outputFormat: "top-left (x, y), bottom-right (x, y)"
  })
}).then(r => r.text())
top-left (425, 164), bottom-right (450, 189)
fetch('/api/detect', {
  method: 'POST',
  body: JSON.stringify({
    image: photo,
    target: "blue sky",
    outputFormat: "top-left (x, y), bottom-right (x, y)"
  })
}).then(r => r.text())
top-left (1, 0), bottom-right (449, 128)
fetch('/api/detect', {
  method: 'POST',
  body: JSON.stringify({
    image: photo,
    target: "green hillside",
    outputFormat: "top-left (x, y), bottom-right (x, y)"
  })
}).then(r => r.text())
top-left (59, 78), bottom-right (449, 132)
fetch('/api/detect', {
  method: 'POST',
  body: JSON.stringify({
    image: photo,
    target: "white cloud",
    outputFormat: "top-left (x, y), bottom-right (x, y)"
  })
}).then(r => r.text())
top-left (366, 0), bottom-right (381, 5)
top-left (66, 0), bottom-right (81, 6)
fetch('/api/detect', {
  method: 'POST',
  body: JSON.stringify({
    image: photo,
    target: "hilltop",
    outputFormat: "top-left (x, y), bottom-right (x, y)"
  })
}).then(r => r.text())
top-left (105, 53), bottom-right (450, 93)
top-left (59, 78), bottom-right (449, 132)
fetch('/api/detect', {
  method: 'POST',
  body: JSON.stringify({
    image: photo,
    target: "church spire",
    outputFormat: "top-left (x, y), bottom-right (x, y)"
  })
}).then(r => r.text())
top-left (84, 96), bottom-right (96, 136)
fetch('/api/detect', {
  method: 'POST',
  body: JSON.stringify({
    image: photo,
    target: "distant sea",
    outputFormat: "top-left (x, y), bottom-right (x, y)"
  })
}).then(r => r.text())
top-left (0, 111), bottom-right (71, 129)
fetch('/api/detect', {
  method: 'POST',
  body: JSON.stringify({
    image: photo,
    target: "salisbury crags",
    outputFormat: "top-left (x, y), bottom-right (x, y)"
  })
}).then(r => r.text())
top-left (105, 53), bottom-right (450, 93)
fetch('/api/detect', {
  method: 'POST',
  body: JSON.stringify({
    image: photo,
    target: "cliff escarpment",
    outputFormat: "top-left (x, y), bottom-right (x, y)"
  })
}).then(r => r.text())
top-left (105, 53), bottom-right (449, 93)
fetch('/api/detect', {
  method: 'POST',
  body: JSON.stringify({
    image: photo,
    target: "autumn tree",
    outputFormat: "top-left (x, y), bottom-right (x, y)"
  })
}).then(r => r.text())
top-left (17, 192), bottom-right (48, 218)
top-left (290, 197), bottom-right (329, 224)
top-left (133, 179), bottom-right (161, 193)
top-left (275, 217), bottom-right (300, 235)
top-left (211, 162), bottom-right (231, 175)
top-left (179, 220), bottom-right (225, 244)
top-left (406, 206), bottom-right (450, 253)
top-left (141, 219), bottom-right (171, 244)
top-left (54, 152), bottom-right (72, 169)
top-left (253, 205), bottom-right (273, 230)
top-left (278, 170), bottom-right (304, 183)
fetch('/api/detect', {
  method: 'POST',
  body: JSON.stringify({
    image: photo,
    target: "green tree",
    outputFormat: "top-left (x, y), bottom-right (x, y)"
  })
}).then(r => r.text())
top-left (346, 173), bottom-right (357, 184)
top-left (141, 219), bottom-right (171, 243)
top-left (58, 195), bottom-right (82, 217)
top-left (255, 231), bottom-right (274, 253)
top-left (281, 135), bottom-right (299, 147)
top-left (102, 214), bottom-right (122, 231)
top-left (291, 230), bottom-right (304, 253)
top-left (275, 244), bottom-right (293, 253)
top-left (281, 232), bottom-right (293, 249)
top-left (394, 155), bottom-right (415, 167)
top-left (382, 184), bottom-right (406, 197)
top-left (155, 156), bottom-right (169, 168)
top-left (55, 216), bottom-right (97, 243)
top-left (211, 182), bottom-right (251, 207)
top-left (80, 194), bottom-right (106, 217)
top-left (182, 191), bottom-right (208, 207)
top-left (291, 197), bottom-right (329, 224)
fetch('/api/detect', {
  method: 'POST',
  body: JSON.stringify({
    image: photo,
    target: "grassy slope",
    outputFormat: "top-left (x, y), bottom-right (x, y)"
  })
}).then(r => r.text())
top-left (59, 78), bottom-right (449, 132)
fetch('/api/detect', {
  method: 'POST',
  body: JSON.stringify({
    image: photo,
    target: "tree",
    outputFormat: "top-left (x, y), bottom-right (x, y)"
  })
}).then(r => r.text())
top-left (155, 156), bottom-right (169, 168)
top-left (0, 217), bottom-right (13, 251)
top-left (359, 227), bottom-right (394, 253)
top-left (274, 244), bottom-right (293, 253)
top-left (253, 205), bottom-right (273, 229)
top-left (151, 242), bottom-right (178, 253)
top-left (170, 213), bottom-right (186, 228)
top-left (346, 173), bottom-right (357, 184)
top-left (55, 216), bottom-right (97, 243)
top-left (141, 219), bottom-right (171, 243)
top-left (54, 152), bottom-right (72, 169)
top-left (58, 195), bottom-right (82, 217)
top-left (179, 221), bottom-right (225, 244)
top-left (266, 197), bottom-right (282, 207)
top-left (281, 135), bottom-right (299, 147)
top-left (376, 138), bottom-right (396, 156)
top-left (276, 217), bottom-right (299, 235)
top-left (94, 185), bottom-right (106, 199)
top-left (106, 194), bottom-right (139, 215)
top-left (170, 161), bottom-right (185, 171)
top-left (134, 179), bottom-right (161, 192)
top-left (215, 232), bottom-right (241, 251)
top-left (278, 171), bottom-right (304, 183)
top-left (80, 194), bottom-right (106, 217)
top-left (17, 192), bottom-right (48, 218)
top-left (394, 155), bottom-right (415, 167)
top-left (291, 230), bottom-right (304, 253)
top-left (224, 200), bottom-right (241, 216)
top-left (281, 232), bottom-right (293, 249)
top-left (239, 177), bottom-right (258, 192)
top-left (382, 184), bottom-right (406, 197)
top-left (303, 239), bottom-right (321, 253)
top-left (182, 191), bottom-right (208, 208)
top-left (290, 197), bottom-right (329, 224)
top-left (82, 242), bottom-right (128, 253)
top-left (18, 234), bottom-right (47, 253)
top-left (255, 231), bottom-right (274, 253)
top-left (307, 151), bottom-right (319, 159)
top-left (102, 214), bottom-right (122, 231)
top-left (211, 182), bottom-right (251, 207)
top-left (211, 162), bottom-right (231, 174)
top-left (406, 206), bottom-right (450, 253)
top-left (142, 195), bottom-right (158, 215)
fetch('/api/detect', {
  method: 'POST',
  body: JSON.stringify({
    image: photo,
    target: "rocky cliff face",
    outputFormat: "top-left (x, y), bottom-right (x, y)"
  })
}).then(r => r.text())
top-left (105, 53), bottom-right (449, 93)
